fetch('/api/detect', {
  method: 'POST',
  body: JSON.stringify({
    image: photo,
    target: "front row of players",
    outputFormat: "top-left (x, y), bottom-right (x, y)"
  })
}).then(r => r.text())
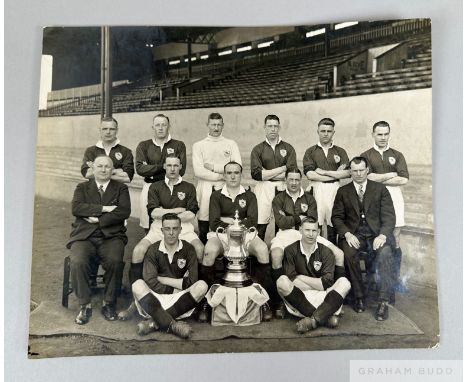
top-left (68, 153), bottom-right (396, 338)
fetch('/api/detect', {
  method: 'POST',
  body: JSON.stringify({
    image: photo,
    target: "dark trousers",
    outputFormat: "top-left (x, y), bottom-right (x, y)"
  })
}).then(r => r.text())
top-left (70, 236), bottom-right (125, 305)
top-left (340, 235), bottom-right (394, 301)
top-left (198, 220), bottom-right (210, 244)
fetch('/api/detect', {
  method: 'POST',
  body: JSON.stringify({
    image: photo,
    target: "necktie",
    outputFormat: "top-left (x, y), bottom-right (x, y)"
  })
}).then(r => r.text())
top-left (358, 185), bottom-right (364, 203)
top-left (98, 185), bottom-right (105, 200)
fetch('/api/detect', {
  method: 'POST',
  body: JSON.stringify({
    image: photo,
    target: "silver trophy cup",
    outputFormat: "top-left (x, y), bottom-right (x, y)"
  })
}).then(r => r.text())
top-left (216, 210), bottom-right (257, 288)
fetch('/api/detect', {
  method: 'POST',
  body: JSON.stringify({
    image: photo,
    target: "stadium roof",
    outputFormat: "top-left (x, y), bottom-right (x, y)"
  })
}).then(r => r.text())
top-left (43, 26), bottom-right (226, 53)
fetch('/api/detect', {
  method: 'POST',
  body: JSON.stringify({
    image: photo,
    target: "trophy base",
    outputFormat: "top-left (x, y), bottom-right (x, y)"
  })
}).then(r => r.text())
top-left (221, 262), bottom-right (253, 288)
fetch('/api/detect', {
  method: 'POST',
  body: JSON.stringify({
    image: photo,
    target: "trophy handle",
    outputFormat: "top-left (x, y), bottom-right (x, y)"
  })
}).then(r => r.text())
top-left (215, 226), bottom-right (225, 241)
top-left (244, 226), bottom-right (257, 248)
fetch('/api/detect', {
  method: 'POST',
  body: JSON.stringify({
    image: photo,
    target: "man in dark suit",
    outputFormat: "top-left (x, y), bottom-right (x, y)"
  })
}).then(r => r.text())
top-left (332, 156), bottom-right (396, 321)
top-left (67, 155), bottom-right (131, 325)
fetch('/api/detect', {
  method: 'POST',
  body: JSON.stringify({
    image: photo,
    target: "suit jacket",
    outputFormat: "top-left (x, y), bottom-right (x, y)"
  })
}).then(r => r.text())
top-left (67, 179), bottom-right (131, 248)
top-left (331, 180), bottom-right (395, 238)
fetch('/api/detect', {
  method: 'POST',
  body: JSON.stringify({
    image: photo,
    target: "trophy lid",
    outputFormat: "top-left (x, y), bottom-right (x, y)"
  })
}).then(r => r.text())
top-left (228, 210), bottom-right (243, 234)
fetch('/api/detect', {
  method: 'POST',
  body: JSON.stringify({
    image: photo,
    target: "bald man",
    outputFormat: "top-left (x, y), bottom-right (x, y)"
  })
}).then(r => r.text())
top-left (67, 155), bottom-right (131, 325)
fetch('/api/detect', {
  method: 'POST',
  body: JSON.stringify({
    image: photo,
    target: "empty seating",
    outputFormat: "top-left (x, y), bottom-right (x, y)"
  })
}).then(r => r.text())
top-left (39, 31), bottom-right (432, 116)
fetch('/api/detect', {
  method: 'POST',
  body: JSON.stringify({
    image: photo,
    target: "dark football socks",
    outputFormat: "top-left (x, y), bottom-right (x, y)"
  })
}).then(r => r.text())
top-left (312, 290), bottom-right (343, 325)
top-left (166, 292), bottom-right (198, 319)
top-left (284, 286), bottom-right (316, 317)
top-left (130, 262), bottom-right (144, 285)
top-left (200, 264), bottom-right (216, 287)
top-left (334, 266), bottom-right (346, 281)
top-left (271, 267), bottom-right (284, 285)
top-left (139, 293), bottom-right (173, 331)
top-left (270, 267), bottom-right (284, 305)
top-left (255, 263), bottom-right (271, 289)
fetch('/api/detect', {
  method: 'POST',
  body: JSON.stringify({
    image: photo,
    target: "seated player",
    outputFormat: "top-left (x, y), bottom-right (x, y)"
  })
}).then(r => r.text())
top-left (270, 168), bottom-right (346, 318)
top-left (276, 218), bottom-right (351, 333)
top-left (66, 155), bottom-right (131, 324)
top-left (199, 161), bottom-right (272, 322)
top-left (132, 213), bottom-right (208, 338)
top-left (119, 155), bottom-right (204, 320)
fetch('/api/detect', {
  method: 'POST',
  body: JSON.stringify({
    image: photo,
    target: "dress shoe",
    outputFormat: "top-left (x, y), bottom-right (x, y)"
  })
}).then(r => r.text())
top-left (354, 298), bottom-right (365, 313)
top-left (274, 302), bottom-right (286, 320)
top-left (296, 316), bottom-right (318, 333)
top-left (137, 319), bottom-right (159, 336)
top-left (197, 302), bottom-right (210, 323)
top-left (118, 301), bottom-right (137, 321)
top-left (326, 315), bottom-right (340, 328)
top-left (375, 301), bottom-right (389, 321)
top-left (75, 306), bottom-right (92, 325)
top-left (261, 303), bottom-right (273, 322)
top-left (169, 320), bottom-right (193, 339)
top-left (101, 304), bottom-right (118, 321)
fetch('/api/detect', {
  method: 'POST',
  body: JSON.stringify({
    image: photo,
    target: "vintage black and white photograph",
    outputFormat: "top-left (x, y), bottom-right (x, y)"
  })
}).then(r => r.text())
top-left (29, 20), bottom-right (437, 358)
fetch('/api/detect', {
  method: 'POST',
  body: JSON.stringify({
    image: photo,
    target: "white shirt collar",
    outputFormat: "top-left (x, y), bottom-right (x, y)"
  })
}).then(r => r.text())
top-left (158, 239), bottom-right (183, 256)
top-left (265, 136), bottom-right (282, 149)
top-left (221, 184), bottom-right (246, 201)
top-left (285, 187), bottom-right (304, 201)
top-left (300, 240), bottom-right (318, 261)
top-left (353, 180), bottom-right (368, 194)
top-left (373, 143), bottom-right (389, 156)
top-left (96, 139), bottom-right (120, 149)
top-left (152, 134), bottom-right (172, 147)
top-left (95, 179), bottom-right (111, 192)
top-left (206, 134), bottom-right (224, 141)
top-left (317, 141), bottom-right (334, 149)
top-left (165, 176), bottom-right (183, 187)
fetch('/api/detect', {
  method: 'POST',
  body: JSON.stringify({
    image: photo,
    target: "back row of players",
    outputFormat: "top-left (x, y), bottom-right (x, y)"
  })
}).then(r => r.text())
top-left (72, 112), bottom-right (408, 336)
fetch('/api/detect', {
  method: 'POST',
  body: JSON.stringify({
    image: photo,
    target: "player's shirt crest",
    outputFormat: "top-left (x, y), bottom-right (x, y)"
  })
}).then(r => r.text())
top-left (388, 156), bottom-right (396, 165)
top-left (238, 199), bottom-right (246, 208)
top-left (313, 260), bottom-right (322, 271)
top-left (223, 149), bottom-right (231, 157)
top-left (177, 258), bottom-right (186, 269)
top-left (334, 154), bottom-right (341, 163)
top-left (301, 203), bottom-right (308, 213)
top-left (177, 192), bottom-right (186, 200)
top-left (279, 149), bottom-right (287, 157)
top-left (167, 148), bottom-right (175, 154)
top-left (114, 152), bottom-right (122, 160)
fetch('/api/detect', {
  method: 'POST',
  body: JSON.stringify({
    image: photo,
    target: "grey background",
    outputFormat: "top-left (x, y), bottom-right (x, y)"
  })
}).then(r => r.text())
top-left (5, 0), bottom-right (462, 381)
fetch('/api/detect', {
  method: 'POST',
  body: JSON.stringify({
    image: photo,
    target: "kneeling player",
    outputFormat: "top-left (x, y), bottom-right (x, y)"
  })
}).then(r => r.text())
top-left (132, 213), bottom-right (208, 338)
top-left (199, 161), bottom-right (272, 321)
top-left (276, 218), bottom-right (350, 333)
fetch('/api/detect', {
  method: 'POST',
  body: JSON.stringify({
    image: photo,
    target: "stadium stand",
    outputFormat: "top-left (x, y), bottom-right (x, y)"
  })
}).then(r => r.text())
top-left (39, 21), bottom-right (431, 117)
top-left (323, 34), bottom-right (431, 98)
